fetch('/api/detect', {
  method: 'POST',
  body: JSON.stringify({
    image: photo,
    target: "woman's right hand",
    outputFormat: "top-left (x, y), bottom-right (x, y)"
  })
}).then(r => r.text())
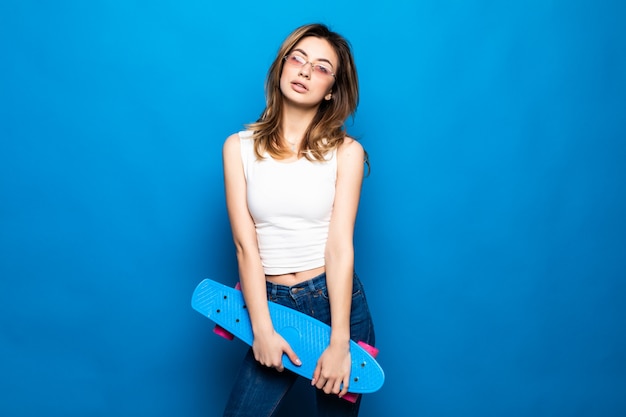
top-left (252, 330), bottom-right (302, 372)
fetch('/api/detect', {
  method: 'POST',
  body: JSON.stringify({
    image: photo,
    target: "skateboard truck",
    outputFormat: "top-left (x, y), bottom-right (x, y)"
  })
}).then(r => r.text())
top-left (342, 341), bottom-right (379, 403)
top-left (212, 282), bottom-right (241, 340)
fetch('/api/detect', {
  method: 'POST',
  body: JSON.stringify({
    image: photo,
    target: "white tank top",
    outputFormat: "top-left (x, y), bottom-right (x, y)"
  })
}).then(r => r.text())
top-left (239, 130), bottom-right (337, 275)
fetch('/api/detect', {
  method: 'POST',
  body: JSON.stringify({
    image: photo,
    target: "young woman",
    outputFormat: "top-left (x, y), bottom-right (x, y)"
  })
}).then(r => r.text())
top-left (221, 23), bottom-right (375, 417)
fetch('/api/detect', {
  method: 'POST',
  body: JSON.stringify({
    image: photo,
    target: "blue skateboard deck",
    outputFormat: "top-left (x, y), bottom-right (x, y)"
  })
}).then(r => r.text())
top-left (191, 278), bottom-right (384, 395)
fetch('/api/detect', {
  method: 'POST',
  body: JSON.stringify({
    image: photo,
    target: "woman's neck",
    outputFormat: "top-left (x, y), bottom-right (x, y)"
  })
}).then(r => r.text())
top-left (281, 103), bottom-right (318, 145)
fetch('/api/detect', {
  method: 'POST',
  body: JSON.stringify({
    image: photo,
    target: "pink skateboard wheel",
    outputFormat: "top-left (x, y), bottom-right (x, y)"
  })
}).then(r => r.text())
top-left (213, 324), bottom-right (235, 341)
top-left (342, 392), bottom-right (359, 403)
top-left (357, 341), bottom-right (379, 358)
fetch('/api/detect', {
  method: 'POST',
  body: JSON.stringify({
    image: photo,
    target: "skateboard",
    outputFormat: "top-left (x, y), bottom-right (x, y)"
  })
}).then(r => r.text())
top-left (191, 278), bottom-right (384, 401)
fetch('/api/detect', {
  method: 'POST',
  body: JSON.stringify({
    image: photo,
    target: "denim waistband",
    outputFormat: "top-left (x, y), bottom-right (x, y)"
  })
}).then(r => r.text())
top-left (266, 272), bottom-right (328, 299)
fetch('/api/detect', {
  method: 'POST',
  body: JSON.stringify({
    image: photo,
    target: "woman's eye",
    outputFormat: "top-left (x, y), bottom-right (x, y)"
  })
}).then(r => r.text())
top-left (315, 65), bottom-right (331, 75)
top-left (290, 55), bottom-right (306, 64)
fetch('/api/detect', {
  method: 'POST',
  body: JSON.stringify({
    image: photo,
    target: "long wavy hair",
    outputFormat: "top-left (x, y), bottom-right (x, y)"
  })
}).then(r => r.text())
top-left (246, 23), bottom-right (361, 162)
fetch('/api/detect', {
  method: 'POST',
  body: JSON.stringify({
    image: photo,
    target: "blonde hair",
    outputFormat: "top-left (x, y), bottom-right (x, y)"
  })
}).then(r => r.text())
top-left (246, 23), bottom-right (360, 162)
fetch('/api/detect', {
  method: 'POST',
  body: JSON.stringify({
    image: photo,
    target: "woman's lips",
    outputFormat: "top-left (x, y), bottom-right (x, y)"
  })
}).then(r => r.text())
top-left (291, 81), bottom-right (308, 93)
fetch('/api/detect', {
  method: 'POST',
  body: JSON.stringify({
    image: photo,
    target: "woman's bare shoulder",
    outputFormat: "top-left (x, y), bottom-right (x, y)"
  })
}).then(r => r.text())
top-left (223, 133), bottom-right (243, 161)
top-left (224, 132), bottom-right (241, 145)
top-left (337, 136), bottom-right (364, 159)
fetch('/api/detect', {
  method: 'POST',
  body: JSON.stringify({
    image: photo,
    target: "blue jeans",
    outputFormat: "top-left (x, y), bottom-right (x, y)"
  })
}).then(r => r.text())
top-left (222, 272), bottom-right (376, 417)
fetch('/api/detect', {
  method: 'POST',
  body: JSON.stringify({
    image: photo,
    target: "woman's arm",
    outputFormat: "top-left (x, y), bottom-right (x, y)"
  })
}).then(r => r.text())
top-left (312, 137), bottom-right (365, 397)
top-left (222, 133), bottom-right (301, 371)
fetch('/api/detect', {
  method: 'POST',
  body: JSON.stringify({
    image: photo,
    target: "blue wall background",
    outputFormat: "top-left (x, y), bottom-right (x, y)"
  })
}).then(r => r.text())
top-left (1, 1), bottom-right (625, 416)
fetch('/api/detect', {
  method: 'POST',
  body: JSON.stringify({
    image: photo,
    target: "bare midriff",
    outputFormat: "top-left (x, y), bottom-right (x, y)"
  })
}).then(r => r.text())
top-left (265, 265), bottom-right (325, 287)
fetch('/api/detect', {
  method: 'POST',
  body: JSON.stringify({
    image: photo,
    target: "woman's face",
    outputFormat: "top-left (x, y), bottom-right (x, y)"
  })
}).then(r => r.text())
top-left (279, 36), bottom-right (338, 110)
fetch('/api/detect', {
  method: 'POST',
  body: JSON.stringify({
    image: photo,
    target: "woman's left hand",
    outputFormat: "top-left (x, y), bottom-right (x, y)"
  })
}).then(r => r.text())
top-left (312, 341), bottom-right (352, 397)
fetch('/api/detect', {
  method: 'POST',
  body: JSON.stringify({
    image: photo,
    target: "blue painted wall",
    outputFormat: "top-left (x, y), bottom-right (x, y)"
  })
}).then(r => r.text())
top-left (1, 1), bottom-right (625, 416)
